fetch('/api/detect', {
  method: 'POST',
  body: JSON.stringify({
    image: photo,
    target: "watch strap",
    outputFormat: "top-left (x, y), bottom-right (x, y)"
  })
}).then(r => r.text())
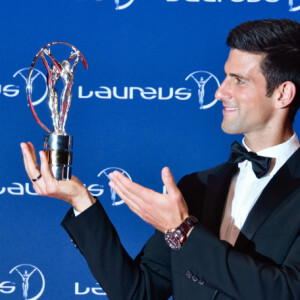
top-left (165, 216), bottom-right (198, 250)
top-left (178, 216), bottom-right (198, 236)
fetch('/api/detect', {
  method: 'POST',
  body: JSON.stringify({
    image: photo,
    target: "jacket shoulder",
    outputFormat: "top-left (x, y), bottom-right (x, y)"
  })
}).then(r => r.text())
top-left (177, 162), bottom-right (227, 215)
top-left (178, 162), bottom-right (228, 187)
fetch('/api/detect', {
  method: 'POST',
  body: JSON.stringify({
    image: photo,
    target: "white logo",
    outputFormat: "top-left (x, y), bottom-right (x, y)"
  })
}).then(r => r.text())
top-left (7, 264), bottom-right (45, 300)
top-left (8, 68), bottom-right (220, 110)
top-left (166, 0), bottom-right (300, 11)
top-left (0, 182), bottom-right (37, 195)
top-left (115, 0), bottom-right (135, 10)
top-left (0, 181), bottom-right (103, 197)
top-left (75, 282), bottom-right (106, 296)
top-left (78, 71), bottom-right (218, 110)
top-left (289, 0), bottom-right (300, 11)
top-left (78, 86), bottom-right (191, 101)
top-left (185, 70), bottom-right (220, 109)
top-left (0, 83), bottom-right (19, 97)
top-left (97, 167), bottom-right (132, 206)
top-left (166, 0), bottom-right (279, 3)
top-left (13, 68), bottom-right (48, 106)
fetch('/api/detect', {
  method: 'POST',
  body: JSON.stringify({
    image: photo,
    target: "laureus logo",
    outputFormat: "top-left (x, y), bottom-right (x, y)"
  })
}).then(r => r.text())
top-left (115, 0), bottom-right (135, 10)
top-left (9, 264), bottom-right (45, 300)
top-left (97, 167), bottom-right (132, 206)
top-left (13, 68), bottom-right (48, 106)
top-left (289, 0), bottom-right (300, 11)
top-left (185, 70), bottom-right (220, 110)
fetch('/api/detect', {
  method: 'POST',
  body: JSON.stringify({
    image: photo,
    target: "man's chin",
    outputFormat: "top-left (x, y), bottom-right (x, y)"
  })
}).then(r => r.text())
top-left (221, 123), bottom-right (243, 135)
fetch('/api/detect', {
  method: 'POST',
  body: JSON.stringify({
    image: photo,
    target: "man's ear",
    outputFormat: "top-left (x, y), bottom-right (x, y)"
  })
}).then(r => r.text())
top-left (274, 81), bottom-right (296, 109)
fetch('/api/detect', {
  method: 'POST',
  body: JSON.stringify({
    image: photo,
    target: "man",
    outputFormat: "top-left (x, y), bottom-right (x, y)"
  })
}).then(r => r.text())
top-left (21, 19), bottom-right (300, 299)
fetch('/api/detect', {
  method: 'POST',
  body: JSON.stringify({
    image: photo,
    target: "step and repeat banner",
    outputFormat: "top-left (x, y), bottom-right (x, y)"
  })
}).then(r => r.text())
top-left (0, 0), bottom-right (299, 299)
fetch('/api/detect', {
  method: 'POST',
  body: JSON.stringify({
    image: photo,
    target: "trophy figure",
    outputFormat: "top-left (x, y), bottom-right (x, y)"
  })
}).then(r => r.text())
top-left (27, 41), bottom-right (88, 180)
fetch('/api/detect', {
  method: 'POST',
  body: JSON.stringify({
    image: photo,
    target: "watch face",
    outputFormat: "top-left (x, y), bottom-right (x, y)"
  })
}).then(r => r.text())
top-left (165, 232), bottom-right (182, 250)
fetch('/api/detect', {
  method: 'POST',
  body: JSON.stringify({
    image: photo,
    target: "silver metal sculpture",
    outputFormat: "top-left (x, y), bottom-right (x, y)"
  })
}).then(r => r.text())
top-left (27, 41), bottom-right (88, 180)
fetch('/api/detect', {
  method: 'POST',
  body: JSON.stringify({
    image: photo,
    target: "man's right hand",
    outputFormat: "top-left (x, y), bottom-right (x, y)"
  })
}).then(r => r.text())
top-left (20, 142), bottom-right (95, 212)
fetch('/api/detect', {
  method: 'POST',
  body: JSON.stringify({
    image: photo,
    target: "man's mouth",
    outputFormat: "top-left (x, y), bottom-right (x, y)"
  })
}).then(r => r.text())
top-left (224, 107), bottom-right (238, 111)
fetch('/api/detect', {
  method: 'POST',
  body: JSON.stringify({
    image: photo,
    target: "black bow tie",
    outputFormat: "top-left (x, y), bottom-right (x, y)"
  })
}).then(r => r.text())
top-left (228, 141), bottom-right (272, 179)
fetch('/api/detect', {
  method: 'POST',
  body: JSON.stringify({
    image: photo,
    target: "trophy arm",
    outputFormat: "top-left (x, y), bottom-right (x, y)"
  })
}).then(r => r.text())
top-left (68, 51), bottom-right (78, 62)
top-left (70, 53), bottom-right (80, 70)
top-left (46, 52), bottom-right (62, 73)
top-left (68, 51), bottom-right (88, 70)
top-left (66, 42), bottom-right (88, 70)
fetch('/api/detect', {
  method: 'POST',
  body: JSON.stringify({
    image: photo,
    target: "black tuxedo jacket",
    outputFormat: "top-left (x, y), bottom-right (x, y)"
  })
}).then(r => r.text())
top-left (62, 148), bottom-right (300, 300)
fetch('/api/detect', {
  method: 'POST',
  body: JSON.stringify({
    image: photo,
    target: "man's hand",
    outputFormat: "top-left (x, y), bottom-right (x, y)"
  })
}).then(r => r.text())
top-left (109, 167), bottom-right (189, 232)
top-left (20, 142), bottom-right (95, 212)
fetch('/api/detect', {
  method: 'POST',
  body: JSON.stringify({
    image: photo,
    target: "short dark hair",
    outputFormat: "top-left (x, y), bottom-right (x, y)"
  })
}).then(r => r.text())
top-left (227, 19), bottom-right (300, 123)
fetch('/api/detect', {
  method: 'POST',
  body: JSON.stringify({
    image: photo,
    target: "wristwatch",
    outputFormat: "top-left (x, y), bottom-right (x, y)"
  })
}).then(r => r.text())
top-left (164, 216), bottom-right (198, 250)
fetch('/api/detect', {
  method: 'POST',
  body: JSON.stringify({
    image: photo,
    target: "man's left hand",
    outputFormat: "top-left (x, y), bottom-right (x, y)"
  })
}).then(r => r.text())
top-left (109, 167), bottom-right (189, 232)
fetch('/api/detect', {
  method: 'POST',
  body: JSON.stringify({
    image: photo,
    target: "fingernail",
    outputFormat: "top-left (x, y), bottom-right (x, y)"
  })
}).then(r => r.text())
top-left (109, 172), bottom-right (114, 180)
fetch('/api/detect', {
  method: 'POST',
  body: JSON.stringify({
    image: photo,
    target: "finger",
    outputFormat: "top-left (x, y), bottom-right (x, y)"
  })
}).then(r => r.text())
top-left (20, 142), bottom-right (31, 173)
top-left (109, 174), bottom-right (143, 207)
top-left (20, 142), bottom-right (36, 171)
top-left (111, 171), bottom-right (158, 201)
top-left (20, 143), bottom-right (45, 193)
top-left (161, 167), bottom-right (179, 196)
top-left (27, 142), bottom-right (38, 167)
top-left (108, 179), bottom-right (143, 217)
top-left (109, 178), bottom-right (166, 232)
top-left (39, 150), bottom-right (55, 184)
top-left (20, 142), bottom-right (41, 179)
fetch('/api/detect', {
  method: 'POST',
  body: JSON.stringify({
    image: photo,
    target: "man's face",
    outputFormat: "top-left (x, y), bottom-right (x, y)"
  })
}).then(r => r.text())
top-left (215, 49), bottom-right (277, 138)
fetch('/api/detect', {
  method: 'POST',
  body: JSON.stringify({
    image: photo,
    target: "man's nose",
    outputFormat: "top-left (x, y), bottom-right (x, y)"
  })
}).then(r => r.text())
top-left (215, 79), bottom-right (231, 101)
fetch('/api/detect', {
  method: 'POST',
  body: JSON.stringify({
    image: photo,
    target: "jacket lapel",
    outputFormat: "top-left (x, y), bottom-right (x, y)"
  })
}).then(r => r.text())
top-left (201, 163), bottom-right (238, 236)
top-left (235, 148), bottom-right (300, 251)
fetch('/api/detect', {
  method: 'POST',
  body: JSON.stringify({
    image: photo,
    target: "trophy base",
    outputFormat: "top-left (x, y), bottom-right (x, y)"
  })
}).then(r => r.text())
top-left (51, 165), bottom-right (72, 181)
top-left (44, 134), bottom-right (73, 181)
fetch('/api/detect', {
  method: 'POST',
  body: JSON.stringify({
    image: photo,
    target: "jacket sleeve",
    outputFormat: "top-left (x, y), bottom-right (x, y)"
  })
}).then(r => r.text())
top-left (174, 171), bottom-right (300, 300)
top-left (61, 199), bottom-right (172, 300)
top-left (172, 224), bottom-right (300, 300)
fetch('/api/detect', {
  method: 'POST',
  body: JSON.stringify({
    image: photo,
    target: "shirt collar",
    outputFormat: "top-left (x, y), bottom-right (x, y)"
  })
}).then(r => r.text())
top-left (241, 133), bottom-right (300, 176)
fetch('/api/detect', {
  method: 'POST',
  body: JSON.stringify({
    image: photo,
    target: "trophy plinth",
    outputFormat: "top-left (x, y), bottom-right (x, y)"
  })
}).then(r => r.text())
top-left (44, 134), bottom-right (73, 180)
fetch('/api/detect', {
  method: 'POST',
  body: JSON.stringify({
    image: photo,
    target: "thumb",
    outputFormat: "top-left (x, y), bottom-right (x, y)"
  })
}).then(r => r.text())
top-left (161, 167), bottom-right (178, 196)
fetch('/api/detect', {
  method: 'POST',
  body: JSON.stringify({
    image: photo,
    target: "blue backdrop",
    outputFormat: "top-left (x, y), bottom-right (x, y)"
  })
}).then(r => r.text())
top-left (0, 0), bottom-right (299, 299)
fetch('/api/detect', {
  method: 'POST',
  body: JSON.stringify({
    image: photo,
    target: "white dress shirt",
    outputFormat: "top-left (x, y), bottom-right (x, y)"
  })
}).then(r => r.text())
top-left (220, 133), bottom-right (299, 246)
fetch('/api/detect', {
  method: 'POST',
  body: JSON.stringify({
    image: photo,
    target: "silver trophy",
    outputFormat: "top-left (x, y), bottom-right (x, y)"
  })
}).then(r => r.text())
top-left (27, 41), bottom-right (88, 180)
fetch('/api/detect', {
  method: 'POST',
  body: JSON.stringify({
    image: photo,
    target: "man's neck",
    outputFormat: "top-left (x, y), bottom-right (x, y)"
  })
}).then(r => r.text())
top-left (244, 126), bottom-right (294, 153)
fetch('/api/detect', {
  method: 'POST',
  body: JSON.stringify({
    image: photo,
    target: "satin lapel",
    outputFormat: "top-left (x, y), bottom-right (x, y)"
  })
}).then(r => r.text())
top-left (235, 148), bottom-right (300, 251)
top-left (201, 163), bottom-right (238, 236)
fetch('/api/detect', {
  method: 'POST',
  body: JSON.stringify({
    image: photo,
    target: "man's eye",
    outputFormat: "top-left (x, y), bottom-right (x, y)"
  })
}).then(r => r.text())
top-left (234, 77), bottom-right (244, 84)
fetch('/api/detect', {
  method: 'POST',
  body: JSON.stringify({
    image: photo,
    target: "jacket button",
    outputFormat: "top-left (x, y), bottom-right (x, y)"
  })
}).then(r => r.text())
top-left (185, 271), bottom-right (192, 278)
top-left (198, 279), bottom-right (205, 285)
top-left (192, 275), bottom-right (199, 282)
